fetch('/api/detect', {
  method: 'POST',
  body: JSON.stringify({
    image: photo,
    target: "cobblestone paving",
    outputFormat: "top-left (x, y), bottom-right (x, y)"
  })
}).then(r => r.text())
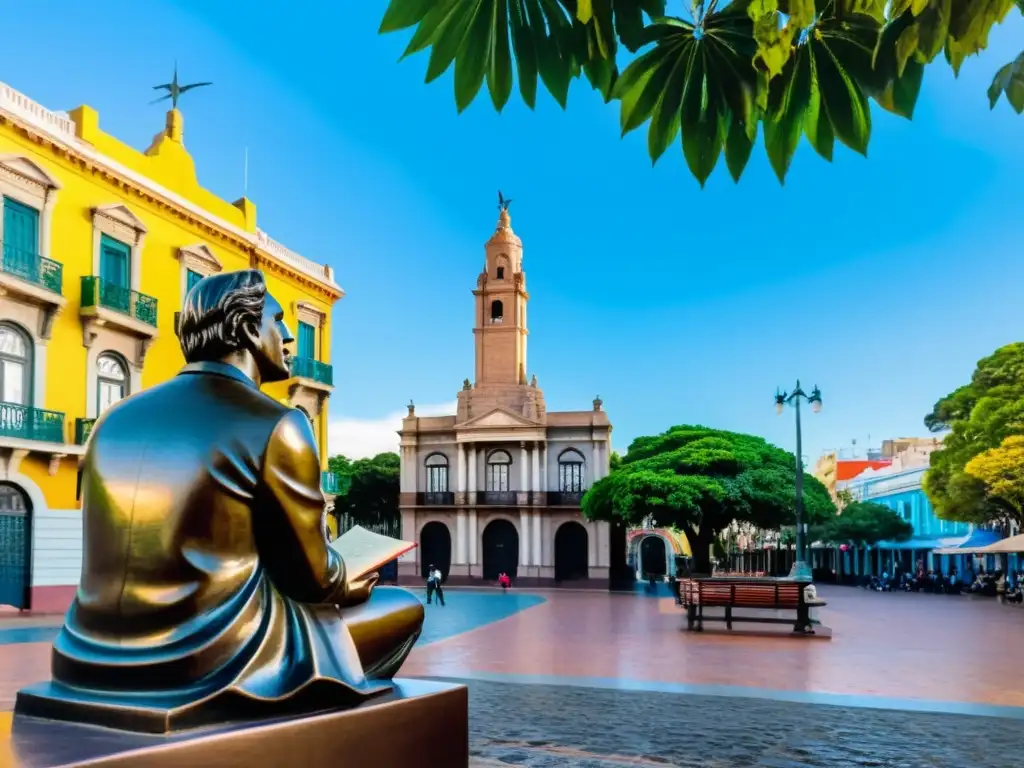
top-left (454, 678), bottom-right (1020, 767)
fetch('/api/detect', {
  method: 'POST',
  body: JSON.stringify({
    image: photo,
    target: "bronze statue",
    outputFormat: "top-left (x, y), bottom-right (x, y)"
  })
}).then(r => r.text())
top-left (151, 62), bottom-right (212, 109)
top-left (17, 270), bottom-right (424, 733)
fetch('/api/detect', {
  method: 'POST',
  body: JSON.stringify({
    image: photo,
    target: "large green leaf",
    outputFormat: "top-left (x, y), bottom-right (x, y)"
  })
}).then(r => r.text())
top-left (612, 8), bottom-right (757, 184)
top-left (988, 50), bottom-right (1024, 113)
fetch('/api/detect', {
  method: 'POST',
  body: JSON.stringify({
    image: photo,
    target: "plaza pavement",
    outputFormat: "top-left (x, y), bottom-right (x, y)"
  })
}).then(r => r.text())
top-left (0, 586), bottom-right (1021, 766)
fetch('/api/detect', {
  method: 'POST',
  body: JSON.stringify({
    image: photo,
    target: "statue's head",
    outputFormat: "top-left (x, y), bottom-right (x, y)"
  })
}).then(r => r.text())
top-left (179, 269), bottom-right (294, 383)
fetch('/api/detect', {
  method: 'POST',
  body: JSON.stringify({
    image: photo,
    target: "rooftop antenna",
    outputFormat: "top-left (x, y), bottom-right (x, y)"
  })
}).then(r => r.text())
top-left (851, 438), bottom-right (857, 458)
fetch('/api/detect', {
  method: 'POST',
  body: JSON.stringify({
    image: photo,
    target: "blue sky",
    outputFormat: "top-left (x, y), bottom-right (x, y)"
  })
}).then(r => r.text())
top-left (2, 1), bottom-right (1022, 462)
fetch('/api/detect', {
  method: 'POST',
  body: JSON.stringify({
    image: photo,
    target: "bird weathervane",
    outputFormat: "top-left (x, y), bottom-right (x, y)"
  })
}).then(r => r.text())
top-left (497, 190), bottom-right (513, 212)
top-left (151, 63), bottom-right (212, 110)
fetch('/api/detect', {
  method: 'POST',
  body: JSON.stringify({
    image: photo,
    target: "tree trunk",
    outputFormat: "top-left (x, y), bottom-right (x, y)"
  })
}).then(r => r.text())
top-left (683, 526), bottom-right (716, 575)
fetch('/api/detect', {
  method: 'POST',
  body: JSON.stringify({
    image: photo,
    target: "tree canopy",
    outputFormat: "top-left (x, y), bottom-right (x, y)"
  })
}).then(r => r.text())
top-left (327, 452), bottom-right (402, 533)
top-left (581, 424), bottom-right (835, 571)
top-left (379, 0), bottom-right (1022, 186)
top-left (922, 342), bottom-right (1024, 527)
top-left (964, 435), bottom-right (1024, 516)
top-left (813, 500), bottom-right (912, 547)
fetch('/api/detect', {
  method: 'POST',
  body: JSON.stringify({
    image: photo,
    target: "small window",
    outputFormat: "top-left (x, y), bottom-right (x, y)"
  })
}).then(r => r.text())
top-left (490, 300), bottom-right (504, 323)
top-left (0, 323), bottom-right (31, 406)
top-left (297, 321), bottom-right (316, 360)
top-left (99, 234), bottom-right (131, 288)
top-left (186, 269), bottom-right (204, 293)
top-left (97, 353), bottom-right (128, 415)
top-left (496, 266), bottom-right (505, 280)
top-left (425, 453), bottom-right (450, 493)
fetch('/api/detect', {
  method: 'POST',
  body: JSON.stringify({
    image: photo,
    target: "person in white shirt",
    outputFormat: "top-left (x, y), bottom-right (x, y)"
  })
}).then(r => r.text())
top-left (426, 565), bottom-right (445, 606)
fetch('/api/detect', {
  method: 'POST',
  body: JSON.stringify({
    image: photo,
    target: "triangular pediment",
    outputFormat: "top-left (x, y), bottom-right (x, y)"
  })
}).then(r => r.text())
top-left (0, 154), bottom-right (62, 189)
top-left (93, 204), bottom-right (147, 233)
top-left (460, 407), bottom-right (538, 429)
top-left (177, 243), bottom-right (222, 272)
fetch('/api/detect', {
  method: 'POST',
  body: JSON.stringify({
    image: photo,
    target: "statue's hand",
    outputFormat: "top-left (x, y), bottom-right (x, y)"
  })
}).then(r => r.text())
top-left (343, 572), bottom-right (379, 605)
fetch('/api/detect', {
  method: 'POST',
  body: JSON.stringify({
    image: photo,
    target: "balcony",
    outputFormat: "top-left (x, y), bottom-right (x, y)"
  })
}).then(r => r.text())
top-left (81, 276), bottom-right (158, 326)
top-left (2, 242), bottom-right (62, 294)
top-left (75, 418), bottom-right (96, 446)
top-left (290, 357), bottom-right (334, 388)
top-left (549, 491), bottom-right (585, 506)
top-left (80, 278), bottom-right (159, 354)
top-left (481, 491), bottom-right (518, 506)
top-left (0, 242), bottom-right (66, 339)
top-left (419, 491), bottom-right (455, 506)
top-left (0, 402), bottom-right (64, 444)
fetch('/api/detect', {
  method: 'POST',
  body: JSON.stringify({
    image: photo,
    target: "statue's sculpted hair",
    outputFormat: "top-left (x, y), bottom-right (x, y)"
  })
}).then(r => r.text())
top-left (179, 270), bottom-right (267, 363)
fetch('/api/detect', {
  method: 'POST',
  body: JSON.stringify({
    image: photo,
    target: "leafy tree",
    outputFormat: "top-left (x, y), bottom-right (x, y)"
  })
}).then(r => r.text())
top-left (328, 452), bottom-right (402, 534)
top-left (581, 424), bottom-right (836, 572)
top-left (379, 0), bottom-right (1022, 186)
top-left (835, 487), bottom-right (854, 510)
top-left (814, 500), bottom-right (912, 547)
top-left (923, 342), bottom-right (1024, 527)
top-left (964, 435), bottom-right (1024, 516)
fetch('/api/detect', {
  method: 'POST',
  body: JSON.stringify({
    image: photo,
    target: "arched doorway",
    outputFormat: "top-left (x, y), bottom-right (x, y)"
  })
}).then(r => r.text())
top-left (419, 522), bottom-right (452, 580)
top-left (0, 483), bottom-right (32, 609)
top-left (482, 519), bottom-right (519, 580)
top-left (640, 535), bottom-right (667, 578)
top-left (554, 521), bottom-right (589, 582)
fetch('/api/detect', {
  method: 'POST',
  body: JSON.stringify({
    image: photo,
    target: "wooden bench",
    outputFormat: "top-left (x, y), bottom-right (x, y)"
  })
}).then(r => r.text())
top-left (676, 577), bottom-right (819, 634)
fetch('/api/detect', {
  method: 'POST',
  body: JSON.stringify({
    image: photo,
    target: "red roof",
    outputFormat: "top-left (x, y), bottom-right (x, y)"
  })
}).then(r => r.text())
top-left (836, 460), bottom-right (892, 481)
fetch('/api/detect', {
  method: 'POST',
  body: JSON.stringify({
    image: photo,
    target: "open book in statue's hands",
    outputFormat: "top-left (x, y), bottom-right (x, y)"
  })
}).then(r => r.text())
top-left (329, 525), bottom-right (416, 584)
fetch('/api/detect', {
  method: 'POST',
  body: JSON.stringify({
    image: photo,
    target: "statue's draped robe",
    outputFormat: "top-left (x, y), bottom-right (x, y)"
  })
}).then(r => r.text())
top-left (53, 362), bottom-right (388, 711)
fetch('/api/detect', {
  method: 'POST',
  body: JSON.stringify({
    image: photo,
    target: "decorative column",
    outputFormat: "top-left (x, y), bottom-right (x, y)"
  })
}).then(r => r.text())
top-left (518, 441), bottom-right (529, 507)
top-left (467, 444), bottom-right (478, 505)
top-left (457, 443), bottom-right (467, 504)
top-left (456, 511), bottom-right (467, 565)
top-left (520, 510), bottom-right (531, 568)
top-left (542, 444), bottom-right (548, 493)
top-left (593, 440), bottom-right (603, 481)
top-left (588, 521), bottom-right (597, 568)
top-left (469, 508), bottom-right (478, 566)
top-left (531, 442), bottom-right (541, 506)
top-left (532, 510), bottom-right (542, 567)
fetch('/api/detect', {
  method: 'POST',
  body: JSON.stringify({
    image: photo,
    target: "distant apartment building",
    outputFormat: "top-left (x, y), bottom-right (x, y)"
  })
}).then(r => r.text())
top-left (814, 452), bottom-right (893, 501)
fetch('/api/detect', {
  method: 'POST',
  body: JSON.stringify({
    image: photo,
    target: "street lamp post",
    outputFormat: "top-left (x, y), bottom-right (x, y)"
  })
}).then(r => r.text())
top-left (775, 380), bottom-right (822, 582)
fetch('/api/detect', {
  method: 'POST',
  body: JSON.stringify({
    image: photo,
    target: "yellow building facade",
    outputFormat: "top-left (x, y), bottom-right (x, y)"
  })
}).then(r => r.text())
top-left (0, 81), bottom-right (342, 612)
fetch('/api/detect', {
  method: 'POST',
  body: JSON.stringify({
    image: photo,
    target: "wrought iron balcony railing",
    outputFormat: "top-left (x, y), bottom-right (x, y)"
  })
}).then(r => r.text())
top-left (480, 491), bottom-right (518, 506)
top-left (1, 242), bottom-right (63, 294)
top-left (74, 417), bottom-right (97, 445)
top-left (290, 357), bottom-right (334, 386)
top-left (81, 276), bottom-right (158, 327)
top-left (419, 491), bottom-right (455, 505)
top-left (0, 402), bottom-right (64, 443)
top-left (548, 491), bottom-right (585, 506)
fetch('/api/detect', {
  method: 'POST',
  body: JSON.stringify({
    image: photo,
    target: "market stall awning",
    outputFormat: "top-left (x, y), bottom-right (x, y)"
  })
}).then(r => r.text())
top-left (874, 536), bottom-right (964, 550)
top-left (975, 533), bottom-right (1024, 554)
top-left (933, 528), bottom-right (1003, 555)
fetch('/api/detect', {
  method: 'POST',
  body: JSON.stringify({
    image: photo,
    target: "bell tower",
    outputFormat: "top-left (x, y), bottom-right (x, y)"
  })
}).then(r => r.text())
top-left (473, 202), bottom-right (528, 386)
top-left (456, 196), bottom-right (546, 424)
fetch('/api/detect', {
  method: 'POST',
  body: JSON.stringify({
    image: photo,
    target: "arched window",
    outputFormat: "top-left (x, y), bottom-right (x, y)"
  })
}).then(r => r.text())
top-left (97, 353), bottom-right (128, 415)
top-left (0, 323), bottom-right (31, 406)
top-left (486, 450), bottom-right (512, 492)
top-left (558, 448), bottom-right (585, 493)
top-left (425, 453), bottom-right (449, 493)
top-left (490, 300), bottom-right (504, 323)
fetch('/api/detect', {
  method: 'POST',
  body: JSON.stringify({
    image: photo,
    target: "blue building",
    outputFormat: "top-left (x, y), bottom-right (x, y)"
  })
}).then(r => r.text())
top-left (839, 465), bottom-right (972, 575)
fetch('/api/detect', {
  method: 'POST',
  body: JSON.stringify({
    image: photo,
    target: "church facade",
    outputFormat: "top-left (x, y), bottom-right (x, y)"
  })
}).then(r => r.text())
top-left (397, 205), bottom-right (613, 588)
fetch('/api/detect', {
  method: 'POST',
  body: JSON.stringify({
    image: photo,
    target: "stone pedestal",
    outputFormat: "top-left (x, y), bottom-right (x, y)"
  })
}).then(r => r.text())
top-left (9, 679), bottom-right (468, 767)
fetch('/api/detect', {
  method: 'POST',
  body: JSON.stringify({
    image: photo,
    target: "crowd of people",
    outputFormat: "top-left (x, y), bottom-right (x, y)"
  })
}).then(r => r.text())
top-left (863, 560), bottom-right (1024, 604)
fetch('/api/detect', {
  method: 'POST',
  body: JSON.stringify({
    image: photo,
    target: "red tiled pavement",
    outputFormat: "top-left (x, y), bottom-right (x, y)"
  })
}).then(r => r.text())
top-left (0, 586), bottom-right (1021, 712)
top-left (401, 586), bottom-right (1024, 707)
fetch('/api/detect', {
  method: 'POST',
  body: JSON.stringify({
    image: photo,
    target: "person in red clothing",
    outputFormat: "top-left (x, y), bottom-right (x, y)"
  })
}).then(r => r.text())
top-left (498, 572), bottom-right (511, 590)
